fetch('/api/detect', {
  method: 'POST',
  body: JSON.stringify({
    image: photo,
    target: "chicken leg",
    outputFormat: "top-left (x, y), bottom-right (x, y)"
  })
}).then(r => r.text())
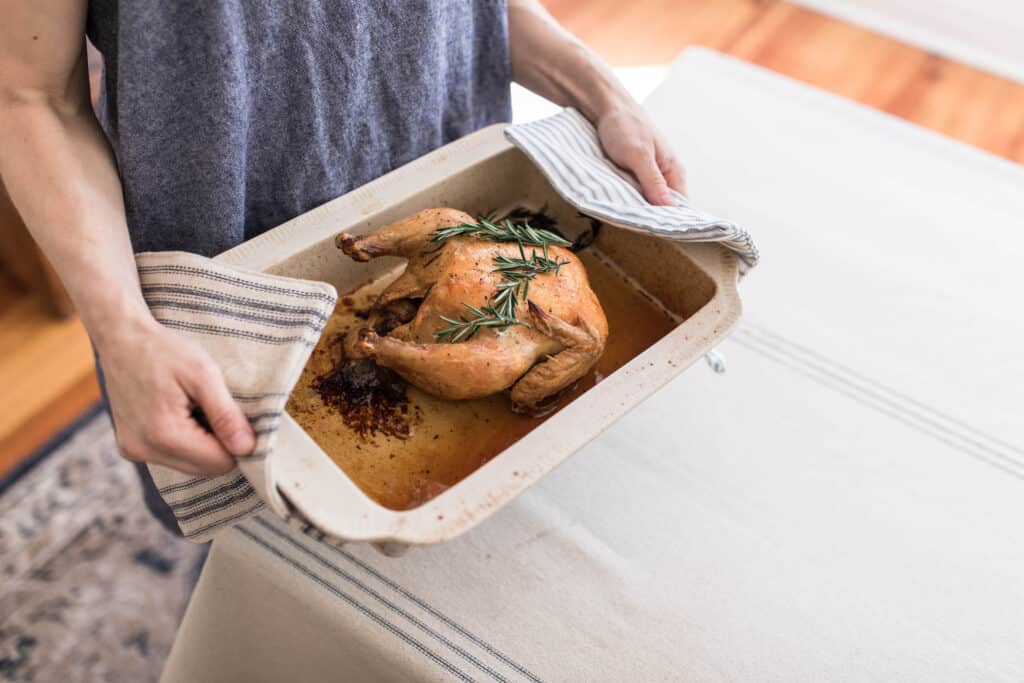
top-left (352, 302), bottom-right (600, 411)
top-left (336, 208), bottom-right (473, 261)
top-left (349, 327), bottom-right (559, 400)
top-left (508, 302), bottom-right (604, 410)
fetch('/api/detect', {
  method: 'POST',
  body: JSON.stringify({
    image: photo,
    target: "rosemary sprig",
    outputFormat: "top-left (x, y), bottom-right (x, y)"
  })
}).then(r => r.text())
top-left (432, 247), bottom-right (569, 343)
top-left (430, 217), bottom-right (572, 343)
top-left (430, 218), bottom-right (571, 248)
top-left (433, 303), bottom-right (526, 343)
top-left (491, 246), bottom-right (569, 317)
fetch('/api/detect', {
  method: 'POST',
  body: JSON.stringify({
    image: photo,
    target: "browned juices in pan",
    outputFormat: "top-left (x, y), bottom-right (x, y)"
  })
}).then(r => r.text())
top-left (286, 251), bottom-right (676, 510)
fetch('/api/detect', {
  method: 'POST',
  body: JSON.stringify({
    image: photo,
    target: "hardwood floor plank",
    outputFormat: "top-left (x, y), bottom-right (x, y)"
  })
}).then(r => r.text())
top-left (1010, 127), bottom-right (1024, 162)
top-left (0, 370), bottom-right (101, 479)
top-left (0, 293), bottom-right (98, 468)
top-left (549, 0), bottom-right (773, 64)
top-left (724, 4), bottom-right (932, 107)
top-left (885, 60), bottom-right (1024, 161)
top-left (0, 295), bottom-right (54, 356)
top-left (547, 0), bottom-right (1024, 164)
top-left (0, 326), bottom-right (95, 430)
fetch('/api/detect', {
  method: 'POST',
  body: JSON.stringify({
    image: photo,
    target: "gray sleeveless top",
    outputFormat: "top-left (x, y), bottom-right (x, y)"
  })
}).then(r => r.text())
top-left (86, 1), bottom-right (512, 256)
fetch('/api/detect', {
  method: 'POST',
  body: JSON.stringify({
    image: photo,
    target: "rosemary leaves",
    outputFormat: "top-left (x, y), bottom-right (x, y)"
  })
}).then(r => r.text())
top-left (430, 218), bottom-right (571, 249)
top-left (430, 218), bottom-right (571, 343)
top-left (491, 246), bottom-right (569, 320)
top-left (434, 303), bottom-right (526, 343)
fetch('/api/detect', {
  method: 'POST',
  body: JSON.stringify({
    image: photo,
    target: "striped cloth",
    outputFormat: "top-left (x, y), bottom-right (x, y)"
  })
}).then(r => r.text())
top-left (504, 108), bottom-right (759, 273)
top-left (136, 251), bottom-right (337, 541)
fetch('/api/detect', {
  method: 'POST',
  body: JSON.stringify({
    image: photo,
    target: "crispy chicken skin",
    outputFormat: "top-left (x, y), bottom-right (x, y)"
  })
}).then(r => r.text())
top-left (336, 208), bottom-right (608, 412)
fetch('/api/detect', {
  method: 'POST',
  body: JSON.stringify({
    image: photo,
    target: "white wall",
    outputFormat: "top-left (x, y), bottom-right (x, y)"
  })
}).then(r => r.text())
top-left (792, 0), bottom-right (1024, 84)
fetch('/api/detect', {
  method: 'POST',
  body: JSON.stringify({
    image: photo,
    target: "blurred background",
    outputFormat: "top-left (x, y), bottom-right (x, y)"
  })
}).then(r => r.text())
top-left (2, 0), bottom-right (1022, 480)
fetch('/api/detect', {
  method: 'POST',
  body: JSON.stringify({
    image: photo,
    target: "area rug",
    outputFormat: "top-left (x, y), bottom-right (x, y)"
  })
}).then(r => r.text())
top-left (0, 406), bottom-right (204, 682)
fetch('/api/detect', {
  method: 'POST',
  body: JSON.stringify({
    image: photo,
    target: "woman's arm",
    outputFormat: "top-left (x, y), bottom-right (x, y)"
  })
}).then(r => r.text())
top-left (0, 0), bottom-right (254, 475)
top-left (507, 0), bottom-right (686, 204)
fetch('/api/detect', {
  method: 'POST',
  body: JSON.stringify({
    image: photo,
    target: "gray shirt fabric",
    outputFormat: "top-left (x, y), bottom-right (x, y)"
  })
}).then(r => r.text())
top-left (85, 1), bottom-right (512, 257)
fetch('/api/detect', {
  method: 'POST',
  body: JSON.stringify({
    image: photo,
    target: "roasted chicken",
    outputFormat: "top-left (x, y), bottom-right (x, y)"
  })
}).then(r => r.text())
top-left (336, 208), bottom-right (608, 412)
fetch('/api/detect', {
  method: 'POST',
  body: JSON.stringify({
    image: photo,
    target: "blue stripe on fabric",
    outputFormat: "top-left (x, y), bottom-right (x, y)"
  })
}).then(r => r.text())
top-left (252, 517), bottom-right (520, 683)
top-left (532, 117), bottom-right (626, 206)
top-left (504, 108), bottom-right (759, 270)
top-left (236, 523), bottom-right (479, 683)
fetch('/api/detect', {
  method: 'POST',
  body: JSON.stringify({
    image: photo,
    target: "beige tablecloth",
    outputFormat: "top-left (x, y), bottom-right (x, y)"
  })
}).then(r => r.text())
top-left (161, 49), bottom-right (1024, 683)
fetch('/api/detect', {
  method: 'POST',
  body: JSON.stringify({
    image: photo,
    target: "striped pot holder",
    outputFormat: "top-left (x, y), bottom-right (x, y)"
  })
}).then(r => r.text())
top-left (137, 251), bottom-right (337, 541)
top-left (504, 107), bottom-right (758, 273)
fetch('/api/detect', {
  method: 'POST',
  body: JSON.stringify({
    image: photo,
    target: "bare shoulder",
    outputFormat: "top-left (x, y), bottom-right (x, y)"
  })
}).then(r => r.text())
top-left (0, 0), bottom-right (89, 102)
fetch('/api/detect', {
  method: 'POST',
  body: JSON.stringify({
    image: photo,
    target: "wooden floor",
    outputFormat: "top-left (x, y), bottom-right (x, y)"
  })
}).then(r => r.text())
top-left (547, 0), bottom-right (1024, 162)
top-left (0, 270), bottom-right (99, 477)
top-left (2, 0), bottom-right (1022, 476)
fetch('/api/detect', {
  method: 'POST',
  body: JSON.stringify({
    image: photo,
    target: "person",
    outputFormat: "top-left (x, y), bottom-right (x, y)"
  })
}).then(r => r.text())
top-left (0, 2), bottom-right (686, 513)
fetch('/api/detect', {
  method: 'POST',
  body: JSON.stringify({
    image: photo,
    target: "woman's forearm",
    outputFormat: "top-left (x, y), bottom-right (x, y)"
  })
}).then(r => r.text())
top-left (1, 86), bottom-right (259, 469)
top-left (0, 0), bottom-right (151, 349)
top-left (0, 87), bottom-right (153, 349)
top-left (507, 0), bottom-right (631, 122)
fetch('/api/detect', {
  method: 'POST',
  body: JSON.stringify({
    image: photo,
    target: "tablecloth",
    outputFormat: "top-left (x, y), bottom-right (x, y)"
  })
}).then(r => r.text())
top-left (160, 48), bottom-right (1024, 683)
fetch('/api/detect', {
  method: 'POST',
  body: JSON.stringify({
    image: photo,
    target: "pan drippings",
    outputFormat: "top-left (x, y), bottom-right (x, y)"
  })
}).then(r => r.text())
top-left (286, 250), bottom-right (677, 510)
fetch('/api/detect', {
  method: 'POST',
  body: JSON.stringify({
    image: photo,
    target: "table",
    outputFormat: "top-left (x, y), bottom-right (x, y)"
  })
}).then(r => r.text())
top-left (161, 48), bottom-right (1024, 682)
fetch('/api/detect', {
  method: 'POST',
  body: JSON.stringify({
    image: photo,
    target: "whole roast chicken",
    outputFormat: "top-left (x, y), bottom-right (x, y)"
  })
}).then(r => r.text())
top-left (336, 208), bottom-right (608, 412)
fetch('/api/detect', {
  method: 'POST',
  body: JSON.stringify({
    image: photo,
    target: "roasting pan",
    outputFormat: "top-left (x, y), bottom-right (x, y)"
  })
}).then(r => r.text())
top-left (217, 123), bottom-right (742, 551)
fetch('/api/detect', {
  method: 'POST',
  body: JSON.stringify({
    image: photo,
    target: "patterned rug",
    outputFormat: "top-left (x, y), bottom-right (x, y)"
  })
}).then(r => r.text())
top-left (0, 407), bottom-right (205, 682)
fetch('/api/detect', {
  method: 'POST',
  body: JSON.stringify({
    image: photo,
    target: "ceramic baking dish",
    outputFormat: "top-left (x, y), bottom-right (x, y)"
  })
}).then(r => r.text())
top-left (217, 123), bottom-right (742, 551)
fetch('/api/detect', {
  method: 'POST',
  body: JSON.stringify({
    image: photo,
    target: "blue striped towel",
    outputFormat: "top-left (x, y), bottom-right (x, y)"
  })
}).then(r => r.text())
top-left (137, 251), bottom-right (337, 541)
top-left (505, 108), bottom-right (759, 273)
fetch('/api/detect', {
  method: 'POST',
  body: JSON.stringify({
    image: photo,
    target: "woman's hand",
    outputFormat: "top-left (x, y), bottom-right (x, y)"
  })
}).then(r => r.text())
top-left (0, 0), bottom-right (253, 476)
top-left (595, 101), bottom-right (687, 206)
top-left (96, 314), bottom-right (255, 477)
top-left (508, 1), bottom-right (687, 206)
